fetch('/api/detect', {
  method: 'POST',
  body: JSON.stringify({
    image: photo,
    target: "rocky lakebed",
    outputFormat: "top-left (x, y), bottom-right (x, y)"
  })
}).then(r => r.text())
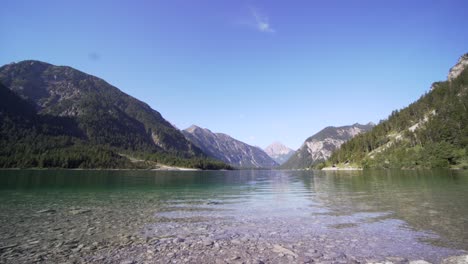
top-left (0, 170), bottom-right (467, 264)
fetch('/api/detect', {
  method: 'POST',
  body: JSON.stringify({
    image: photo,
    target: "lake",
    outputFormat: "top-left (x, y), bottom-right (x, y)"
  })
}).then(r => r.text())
top-left (0, 169), bottom-right (467, 263)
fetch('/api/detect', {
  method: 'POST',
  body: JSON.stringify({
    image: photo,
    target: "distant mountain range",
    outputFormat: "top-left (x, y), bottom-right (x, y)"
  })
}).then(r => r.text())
top-left (2, 53), bottom-right (467, 170)
top-left (282, 123), bottom-right (374, 169)
top-left (0, 60), bottom-right (229, 169)
top-left (182, 125), bottom-right (278, 168)
top-left (326, 53), bottom-right (468, 169)
top-left (264, 142), bottom-right (295, 165)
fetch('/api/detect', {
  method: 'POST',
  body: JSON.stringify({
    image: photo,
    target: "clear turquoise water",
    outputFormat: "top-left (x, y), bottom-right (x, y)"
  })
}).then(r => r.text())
top-left (0, 169), bottom-right (467, 262)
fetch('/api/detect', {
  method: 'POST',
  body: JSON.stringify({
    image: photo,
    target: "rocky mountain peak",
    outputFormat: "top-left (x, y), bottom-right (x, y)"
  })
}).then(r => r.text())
top-left (186, 125), bottom-right (202, 133)
top-left (448, 53), bottom-right (468, 81)
top-left (265, 142), bottom-right (293, 156)
top-left (282, 123), bottom-right (373, 169)
top-left (264, 142), bottom-right (295, 165)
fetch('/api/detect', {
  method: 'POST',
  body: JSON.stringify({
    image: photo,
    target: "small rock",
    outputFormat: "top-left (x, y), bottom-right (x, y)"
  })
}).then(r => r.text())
top-left (0, 244), bottom-right (18, 251)
top-left (71, 244), bottom-right (83, 253)
top-left (55, 241), bottom-right (64, 248)
top-left (120, 261), bottom-right (135, 264)
top-left (347, 258), bottom-right (361, 264)
top-left (203, 240), bottom-right (214, 246)
top-left (37, 209), bottom-right (56, 214)
top-left (231, 239), bottom-right (241, 244)
top-left (306, 251), bottom-right (323, 258)
top-left (409, 261), bottom-right (432, 264)
top-left (441, 255), bottom-right (468, 264)
top-left (272, 244), bottom-right (298, 258)
top-left (386, 256), bottom-right (409, 264)
top-left (69, 209), bottom-right (91, 215)
top-left (173, 238), bottom-right (185, 243)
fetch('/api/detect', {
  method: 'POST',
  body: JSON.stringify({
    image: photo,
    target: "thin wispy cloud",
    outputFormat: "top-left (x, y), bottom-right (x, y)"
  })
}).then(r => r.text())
top-left (236, 6), bottom-right (275, 34)
top-left (249, 6), bottom-right (275, 33)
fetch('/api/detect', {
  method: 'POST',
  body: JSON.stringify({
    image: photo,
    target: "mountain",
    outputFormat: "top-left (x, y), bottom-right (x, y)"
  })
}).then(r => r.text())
top-left (0, 60), bottom-right (230, 169)
top-left (264, 142), bottom-right (295, 165)
top-left (282, 123), bottom-right (374, 169)
top-left (0, 81), bottom-right (136, 168)
top-left (325, 53), bottom-right (468, 169)
top-left (0, 60), bottom-right (200, 155)
top-left (182, 125), bottom-right (278, 168)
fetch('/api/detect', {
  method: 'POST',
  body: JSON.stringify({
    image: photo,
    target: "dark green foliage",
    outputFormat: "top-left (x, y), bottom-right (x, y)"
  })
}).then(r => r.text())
top-left (0, 62), bottom-right (231, 170)
top-left (325, 64), bottom-right (468, 169)
top-left (129, 152), bottom-right (232, 170)
top-left (0, 60), bottom-right (203, 156)
top-left (0, 82), bottom-right (132, 168)
top-left (280, 146), bottom-right (311, 169)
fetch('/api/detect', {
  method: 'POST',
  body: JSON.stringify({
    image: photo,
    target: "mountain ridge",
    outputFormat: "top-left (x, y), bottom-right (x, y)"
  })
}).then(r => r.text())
top-left (0, 60), bottom-right (231, 169)
top-left (0, 60), bottom-right (201, 155)
top-left (182, 125), bottom-right (278, 168)
top-left (282, 123), bottom-right (374, 169)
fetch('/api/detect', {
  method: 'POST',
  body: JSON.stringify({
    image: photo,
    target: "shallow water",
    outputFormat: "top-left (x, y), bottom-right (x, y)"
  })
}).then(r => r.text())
top-left (0, 169), bottom-right (467, 263)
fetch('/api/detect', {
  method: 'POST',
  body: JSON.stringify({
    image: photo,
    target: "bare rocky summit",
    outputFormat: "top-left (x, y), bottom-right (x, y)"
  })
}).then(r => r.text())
top-left (264, 142), bottom-right (295, 165)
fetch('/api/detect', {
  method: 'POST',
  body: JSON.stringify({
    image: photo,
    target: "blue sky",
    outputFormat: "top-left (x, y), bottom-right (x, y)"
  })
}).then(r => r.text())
top-left (1, 0), bottom-right (467, 149)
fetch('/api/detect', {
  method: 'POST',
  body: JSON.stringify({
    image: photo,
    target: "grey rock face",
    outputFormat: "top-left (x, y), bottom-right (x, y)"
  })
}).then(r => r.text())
top-left (441, 255), bottom-right (468, 264)
top-left (182, 125), bottom-right (278, 168)
top-left (264, 142), bottom-right (295, 165)
top-left (282, 123), bottom-right (374, 169)
top-left (448, 53), bottom-right (468, 81)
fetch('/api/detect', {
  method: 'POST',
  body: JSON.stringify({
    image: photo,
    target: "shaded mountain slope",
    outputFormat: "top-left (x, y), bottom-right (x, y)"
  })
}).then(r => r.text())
top-left (0, 60), bottom-right (200, 156)
top-left (182, 125), bottom-right (278, 168)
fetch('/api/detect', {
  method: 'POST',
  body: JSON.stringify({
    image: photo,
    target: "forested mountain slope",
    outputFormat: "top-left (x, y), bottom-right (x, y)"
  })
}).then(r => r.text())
top-left (183, 125), bottom-right (278, 168)
top-left (0, 61), bottom-right (230, 169)
top-left (325, 54), bottom-right (468, 169)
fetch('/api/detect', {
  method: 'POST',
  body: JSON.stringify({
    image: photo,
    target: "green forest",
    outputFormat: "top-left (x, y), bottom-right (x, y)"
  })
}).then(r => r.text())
top-left (0, 83), bottom-right (231, 170)
top-left (323, 65), bottom-right (468, 169)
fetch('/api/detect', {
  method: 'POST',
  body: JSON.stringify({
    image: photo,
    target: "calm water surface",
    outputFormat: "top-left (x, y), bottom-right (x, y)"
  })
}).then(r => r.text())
top-left (0, 169), bottom-right (467, 263)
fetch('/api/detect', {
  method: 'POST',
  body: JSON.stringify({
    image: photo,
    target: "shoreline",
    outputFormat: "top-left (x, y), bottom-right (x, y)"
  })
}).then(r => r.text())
top-left (322, 166), bottom-right (363, 171)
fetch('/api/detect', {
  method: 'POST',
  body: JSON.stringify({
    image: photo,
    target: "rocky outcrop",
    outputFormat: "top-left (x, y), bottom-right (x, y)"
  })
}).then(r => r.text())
top-left (264, 142), bottom-right (295, 165)
top-left (282, 123), bottom-right (374, 169)
top-left (441, 255), bottom-right (468, 264)
top-left (182, 125), bottom-right (278, 168)
top-left (448, 53), bottom-right (468, 81)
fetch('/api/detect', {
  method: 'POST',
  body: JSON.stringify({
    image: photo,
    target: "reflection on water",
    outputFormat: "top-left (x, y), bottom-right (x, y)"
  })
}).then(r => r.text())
top-left (0, 169), bottom-right (467, 262)
top-left (300, 169), bottom-right (468, 250)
